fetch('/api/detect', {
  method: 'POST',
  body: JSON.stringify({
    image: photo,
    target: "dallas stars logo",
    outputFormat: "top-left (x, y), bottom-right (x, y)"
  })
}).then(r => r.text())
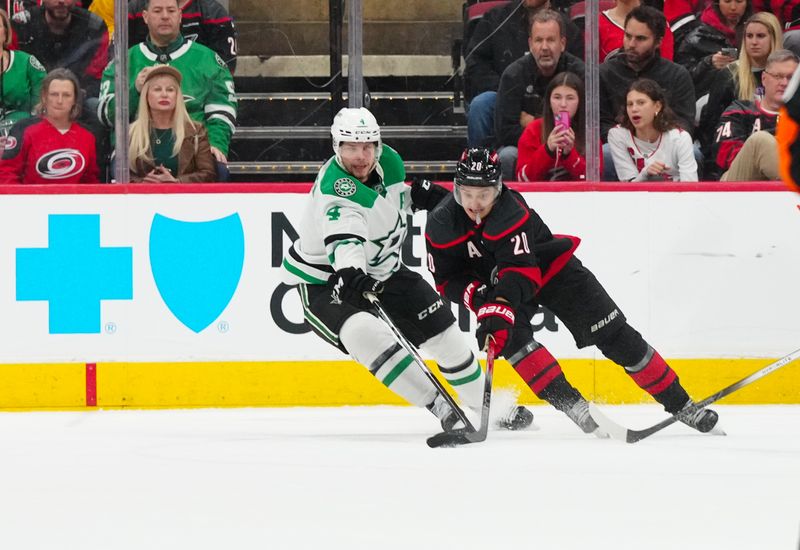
top-left (370, 214), bottom-right (406, 267)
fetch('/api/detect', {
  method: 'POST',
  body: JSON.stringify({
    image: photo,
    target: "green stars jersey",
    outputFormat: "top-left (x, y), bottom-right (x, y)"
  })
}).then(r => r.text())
top-left (0, 50), bottom-right (45, 134)
top-left (282, 144), bottom-right (411, 285)
top-left (97, 36), bottom-right (236, 154)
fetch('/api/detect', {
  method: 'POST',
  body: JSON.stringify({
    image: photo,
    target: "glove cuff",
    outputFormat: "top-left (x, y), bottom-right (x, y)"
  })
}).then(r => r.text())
top-left (462, 280), bottom-right (481, 312)
top-left (477, 303), bottom-right (515, 325)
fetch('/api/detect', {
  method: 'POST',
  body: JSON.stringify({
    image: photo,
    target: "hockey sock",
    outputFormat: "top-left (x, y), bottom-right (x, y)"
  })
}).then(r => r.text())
top-left (509, 341), bottom-right (583, 411)
top-left (621, 346), bottom-right (690, 413)
top-left (420, 324), bottom-right (485, 410)
top-left (340, 312), bottom-right (436, 408)
top-left (597, 324), bottom-right (691, 413)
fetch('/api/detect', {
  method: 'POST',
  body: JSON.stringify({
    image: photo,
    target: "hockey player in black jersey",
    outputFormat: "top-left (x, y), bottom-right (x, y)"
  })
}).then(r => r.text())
top-left (423, 147), bottom-right (720, 435)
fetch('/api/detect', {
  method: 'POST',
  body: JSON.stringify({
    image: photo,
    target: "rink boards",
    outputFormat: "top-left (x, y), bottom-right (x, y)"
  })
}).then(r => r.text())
top-left (0, 182), bottom-right (798, 409)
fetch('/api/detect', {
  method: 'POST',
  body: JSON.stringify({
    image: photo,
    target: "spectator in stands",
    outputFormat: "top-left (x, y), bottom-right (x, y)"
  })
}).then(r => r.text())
top-left (600, 6), bottom-right (696, 179)
top-left (608, 78), bottom-right (698, 181)
top-left (699, 11), bottom-right (782, 152)
top-left (128, 0), bottom-right (237, 73)
top-left (711, 49), bottom-right (798, 180)
top-left (494, 9), bottom-right (585, 180)
top-left (676, 0), bottom-right (750, 118)
top-left (88, 0), bottom-right (114, 38)
top-left (0, 8), bottom-right (46, 142)
top-left (0, 68), bottom-right (98, 183)
top-left (11, 0), bottom-right (109, 100)
top-left (98, 0), bottom-right (237, 181)
top-left (516, 71), bottom-right (586, 181)
top-left (600, 0), bottom-right (675, 62)
top-left (665, 0), bottom-right (711, 45)
top-left (128, 65), bottom-right (215, 182)
top-left (464, 0), bottom-right (583, 148)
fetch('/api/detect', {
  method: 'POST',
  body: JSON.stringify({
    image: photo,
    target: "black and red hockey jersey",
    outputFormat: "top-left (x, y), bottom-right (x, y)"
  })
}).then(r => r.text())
top-left (712, 99), bottom-right (778, 172)
top-left (424, 187), bottom-right (579, 310)
top-left (0, 116), bottom-right (99, 184)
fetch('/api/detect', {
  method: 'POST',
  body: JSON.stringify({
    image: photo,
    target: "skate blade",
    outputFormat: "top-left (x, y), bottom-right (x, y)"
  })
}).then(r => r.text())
top-left (708, 426), bottom-right (727, 436)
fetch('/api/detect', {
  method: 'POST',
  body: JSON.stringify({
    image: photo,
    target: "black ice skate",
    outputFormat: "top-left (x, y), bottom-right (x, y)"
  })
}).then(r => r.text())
top-left (495, 406), bottom-right (535, 430)
top-left (678, 400), bottom-right (720, 433)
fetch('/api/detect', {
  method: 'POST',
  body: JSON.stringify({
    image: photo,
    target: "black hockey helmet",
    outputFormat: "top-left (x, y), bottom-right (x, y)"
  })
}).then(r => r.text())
top-left (453, 147), bottom-right (503, 205)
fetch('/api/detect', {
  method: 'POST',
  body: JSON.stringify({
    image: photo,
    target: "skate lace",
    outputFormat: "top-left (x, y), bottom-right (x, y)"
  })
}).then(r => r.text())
top-left (679, 401), bottom-right (707, 427)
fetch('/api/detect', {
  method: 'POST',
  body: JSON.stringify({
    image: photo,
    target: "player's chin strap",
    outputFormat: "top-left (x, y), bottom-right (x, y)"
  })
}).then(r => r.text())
top-left (364, 292), bottom-right (477, 438)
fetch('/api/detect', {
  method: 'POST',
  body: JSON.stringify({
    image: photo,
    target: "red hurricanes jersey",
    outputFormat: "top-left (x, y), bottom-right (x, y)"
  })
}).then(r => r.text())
top-left (0, 116), bottom-right (98, 184)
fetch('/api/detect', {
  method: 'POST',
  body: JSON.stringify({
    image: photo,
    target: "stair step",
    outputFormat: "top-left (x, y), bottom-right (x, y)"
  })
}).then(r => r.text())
top-left (227, 160), bottom-right (458, 182)
top-left (232, 125), bottom-right (466, 140)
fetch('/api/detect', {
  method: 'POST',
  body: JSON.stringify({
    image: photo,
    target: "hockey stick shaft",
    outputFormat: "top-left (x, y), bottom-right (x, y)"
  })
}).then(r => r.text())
top-left (367, 294), bottom-right (477, 433)
top-left (593, 347), bottom-right (800, 443)
top-left (426, 340), bottom-right (495, 448)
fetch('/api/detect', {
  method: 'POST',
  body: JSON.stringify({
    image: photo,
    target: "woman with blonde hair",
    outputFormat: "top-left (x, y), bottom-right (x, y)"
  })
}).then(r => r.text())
top-left (699, 11), bottom-right (782, 151)
top-left (128, 65), bottom-right (215, 183)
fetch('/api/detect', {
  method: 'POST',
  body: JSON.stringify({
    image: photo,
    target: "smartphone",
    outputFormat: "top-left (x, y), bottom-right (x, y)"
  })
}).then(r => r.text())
top-left (721, 47), bottom-right (738, 58)
top-left (554, 110), bottom-right (570, 130)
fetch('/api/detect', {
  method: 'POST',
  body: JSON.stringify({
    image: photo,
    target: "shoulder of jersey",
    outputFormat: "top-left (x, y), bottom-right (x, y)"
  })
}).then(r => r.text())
top-left (482, 189), bottom-right (530, 241)
top-left (379, 144), bottom-right (406, 186)
top-left (317, 160), bottom-right (378, 206)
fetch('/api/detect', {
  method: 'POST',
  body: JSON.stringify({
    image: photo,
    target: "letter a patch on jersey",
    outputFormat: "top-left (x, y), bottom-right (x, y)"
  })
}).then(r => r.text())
top-left (467, 241), bottom-right (483, 258)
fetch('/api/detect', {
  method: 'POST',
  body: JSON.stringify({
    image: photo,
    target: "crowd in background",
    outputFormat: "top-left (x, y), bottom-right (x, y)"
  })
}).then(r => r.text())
top-left (0, 0), bottom-right (798, 183)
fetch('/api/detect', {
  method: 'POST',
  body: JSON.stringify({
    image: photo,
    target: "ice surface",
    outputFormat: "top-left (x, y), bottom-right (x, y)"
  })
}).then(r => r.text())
top-left (0, 405), bottom-right (798, 550)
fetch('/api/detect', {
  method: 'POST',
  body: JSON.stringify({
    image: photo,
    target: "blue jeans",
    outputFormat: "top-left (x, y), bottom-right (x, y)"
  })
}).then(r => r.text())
top-left (467, 91), bottom-right (497, 148)
top-left (498, 145), bottom-right (518, 182)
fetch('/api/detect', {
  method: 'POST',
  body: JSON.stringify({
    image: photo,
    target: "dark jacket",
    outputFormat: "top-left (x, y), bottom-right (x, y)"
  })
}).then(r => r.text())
top-left (599, 52), bottom-right (696, 141)
top-left (464, 2), bottom-right (583, 100)
top-left (699, 62), bottom-right (764, 152)
top-left (675, 6), bottom-right (741, 100)
top-left (131, 122), bottom-right (216, 183)
top-left (11, 5), bottom-right (109, 97)
top-left (495, 52), bottom-right (585, 148)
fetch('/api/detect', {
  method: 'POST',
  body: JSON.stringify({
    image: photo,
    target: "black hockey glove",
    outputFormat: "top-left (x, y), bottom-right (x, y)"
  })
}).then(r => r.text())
top-left (330, 267), bottom-right (384, 309)
top-left (475, 302), bottom-right (515, 353)
top-left (410, 177), bottom-right (449, 211)
top-left (462, 280), bottom-right (489, 313)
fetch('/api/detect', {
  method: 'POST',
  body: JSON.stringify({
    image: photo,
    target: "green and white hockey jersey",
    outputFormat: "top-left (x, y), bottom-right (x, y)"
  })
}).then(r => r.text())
top-left (282, 145), bottom-right (411, 285)
top-left (0, 50), bottom-right (45, 134)
top-left (97, 36), bottom-right (236, 154)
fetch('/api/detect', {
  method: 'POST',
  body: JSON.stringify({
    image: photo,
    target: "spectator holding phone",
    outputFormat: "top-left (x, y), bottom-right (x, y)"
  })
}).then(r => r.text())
top-left (516, 71), bottom-right (587, 181)
top-left (699, 11), bottom-right (782, 152)
top-left (676, 0), bottom-right (751, 108)
top-left (607, 78), bottom-right (698, 182)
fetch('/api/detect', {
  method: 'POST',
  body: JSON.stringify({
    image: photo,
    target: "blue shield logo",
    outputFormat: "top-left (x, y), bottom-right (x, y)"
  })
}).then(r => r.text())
top-left (149, 213), bottom-right (244, 333)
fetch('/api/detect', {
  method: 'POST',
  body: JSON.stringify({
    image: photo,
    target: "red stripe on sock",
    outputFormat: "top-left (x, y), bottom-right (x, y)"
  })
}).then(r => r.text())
top-left (514, 347), bottom-right (563, 395)
top-left (86, 363), bottom-right (97, 407)
top-left (629, 352), bottom-right (677, 396)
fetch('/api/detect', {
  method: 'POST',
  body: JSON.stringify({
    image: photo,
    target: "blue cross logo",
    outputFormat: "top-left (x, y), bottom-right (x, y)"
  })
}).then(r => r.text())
top-left (16, 214), bottom-right (133, 334)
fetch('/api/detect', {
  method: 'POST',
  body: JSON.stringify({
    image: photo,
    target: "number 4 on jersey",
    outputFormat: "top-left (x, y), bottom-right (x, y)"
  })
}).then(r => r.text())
top-left (326, 206), bottom-right (342, 221)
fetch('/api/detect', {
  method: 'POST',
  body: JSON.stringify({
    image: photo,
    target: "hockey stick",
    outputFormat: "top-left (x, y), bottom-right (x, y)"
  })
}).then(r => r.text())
top-left (426, 339), bottom-right (496, 448)
top-left (365, 294), bottom-right (477, 439)
top-left (589, 347), bottom-right (800, 443)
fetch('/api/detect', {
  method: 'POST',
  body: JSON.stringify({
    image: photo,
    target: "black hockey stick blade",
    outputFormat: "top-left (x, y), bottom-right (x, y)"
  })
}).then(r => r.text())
top-left (589, 347), bottom-right (800, 443)
top-left (426, 341), bottom-right (496, 448)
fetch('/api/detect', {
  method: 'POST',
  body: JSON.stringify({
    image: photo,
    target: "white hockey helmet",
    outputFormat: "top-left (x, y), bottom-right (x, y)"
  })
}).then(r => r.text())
top-left (331, 107), bottom-right (382, 163)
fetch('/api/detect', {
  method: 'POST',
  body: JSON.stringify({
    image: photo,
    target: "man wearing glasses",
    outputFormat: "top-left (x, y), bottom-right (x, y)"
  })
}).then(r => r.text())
top-left (712, 49), bottom-right (799, 181)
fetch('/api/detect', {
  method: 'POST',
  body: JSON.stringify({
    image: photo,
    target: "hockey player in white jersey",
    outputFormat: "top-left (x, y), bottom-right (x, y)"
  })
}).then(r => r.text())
top-left (281, 107), bottom-right (533, 431)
